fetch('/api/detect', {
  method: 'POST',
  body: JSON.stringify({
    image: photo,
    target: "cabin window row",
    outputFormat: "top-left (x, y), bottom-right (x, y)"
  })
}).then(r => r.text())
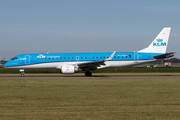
top-left (37, 55), bottom-right (131, 60)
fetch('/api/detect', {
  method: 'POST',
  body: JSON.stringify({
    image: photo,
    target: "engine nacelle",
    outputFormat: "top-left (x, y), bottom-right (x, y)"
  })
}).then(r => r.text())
top-left (61, 66), bottom-right (75, 74)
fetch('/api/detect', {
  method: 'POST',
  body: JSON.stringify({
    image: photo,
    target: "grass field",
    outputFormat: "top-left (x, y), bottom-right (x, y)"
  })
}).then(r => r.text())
top-left (1, 77), bottom-right (180, 120)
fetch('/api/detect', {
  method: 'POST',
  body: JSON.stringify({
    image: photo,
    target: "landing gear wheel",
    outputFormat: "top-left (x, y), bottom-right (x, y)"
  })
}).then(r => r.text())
top-left (21, 73), bottom-right (24, 77)
top-left (85, 71), bottom-right (92, 76)
top-left (20, 69), bottom-right (25, 77)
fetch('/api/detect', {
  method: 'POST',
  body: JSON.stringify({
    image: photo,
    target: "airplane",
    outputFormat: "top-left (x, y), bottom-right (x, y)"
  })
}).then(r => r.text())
top-left (3, 27), bottom-right (175, 77)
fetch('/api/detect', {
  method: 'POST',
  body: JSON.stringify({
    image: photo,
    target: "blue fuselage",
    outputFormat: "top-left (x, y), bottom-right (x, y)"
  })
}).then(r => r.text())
top-left (3, 52), bottom-right (162, 68)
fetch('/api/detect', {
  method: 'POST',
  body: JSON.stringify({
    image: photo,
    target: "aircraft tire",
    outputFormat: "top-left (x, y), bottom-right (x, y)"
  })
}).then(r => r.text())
top-left (21, 74), bottom-right (24, 77)
top-left (85, 71), bottom-right (92, 76)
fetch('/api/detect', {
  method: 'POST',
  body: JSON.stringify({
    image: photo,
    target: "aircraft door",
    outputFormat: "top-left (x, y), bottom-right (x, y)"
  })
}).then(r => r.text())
top-left (25, 55), bottom-right (30, 64)
top-left (134, 52), bottom-right (139, 63)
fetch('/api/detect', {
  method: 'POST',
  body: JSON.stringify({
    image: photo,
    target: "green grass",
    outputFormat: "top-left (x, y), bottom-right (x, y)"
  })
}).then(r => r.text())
top-left (0, 78), bottom-right (180, 119)
top-left (0, 67), bottom-right (180, 74)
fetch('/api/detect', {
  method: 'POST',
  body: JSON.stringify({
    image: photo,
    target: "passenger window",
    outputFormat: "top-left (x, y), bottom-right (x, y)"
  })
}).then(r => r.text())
top-left (104, 57), bottom-right (105, 58)
top-left (37, 58), bottom-right (39, 60)
top-left (53, 58), bottom-right (54, 59)
top-left (60, 57), bottom-right (62, 59)
top-left (72, 57), bottom-right (74, 59)
top-left (89, 57), bottom-right (91, 59)
top-left (41, 58), bottom-right (43, 60)
top-left (126, 56), bottom-right (127, 58)
top-left (68, 57), bottom-right (70, 59)
top-left (85, 57), bottom-right (87, 59)
top-left (81, 57), bottom-right (83, 59)
top-left (100, 57), bottom-right (102, 59)
top-left (118, 56), bottom-right (120, 58)
top-left (93, 57), bottom-right (94, 59)
top-left (122, 56), bottom-right (124, 58)
top-left (49, 58), bottom-right (51, 59)
top-left (45, 58), bottom-right (47, 59)
top-left (64, 57), bottom-right (66, 59)
top-left (57, 57), bottom-right (58, 59)
top-left (97, 57), bottom-right (98, 59)
top-left (114, 57), bottom-right (116, 58)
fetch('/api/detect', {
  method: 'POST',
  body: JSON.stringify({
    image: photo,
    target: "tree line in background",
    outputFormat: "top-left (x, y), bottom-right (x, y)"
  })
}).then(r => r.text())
top-left (0, 58), bottom-right (8, 65)
top-left (149, 58), bottom-right (180, 64)
top-left (164, 58), bottom-right (180, 63)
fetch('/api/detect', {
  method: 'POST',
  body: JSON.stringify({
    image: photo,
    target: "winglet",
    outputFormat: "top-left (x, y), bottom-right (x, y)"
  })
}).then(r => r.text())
top-left (105, 51), bottom-right (116, 61)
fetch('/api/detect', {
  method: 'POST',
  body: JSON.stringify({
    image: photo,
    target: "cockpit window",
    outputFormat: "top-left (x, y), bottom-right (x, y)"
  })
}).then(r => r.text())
top-left (11, 57), bottom-right (18, 60)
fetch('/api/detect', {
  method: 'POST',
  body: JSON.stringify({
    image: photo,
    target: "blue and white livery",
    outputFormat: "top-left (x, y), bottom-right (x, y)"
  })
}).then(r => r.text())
top-left (3, 27), bottom-right (175, 76)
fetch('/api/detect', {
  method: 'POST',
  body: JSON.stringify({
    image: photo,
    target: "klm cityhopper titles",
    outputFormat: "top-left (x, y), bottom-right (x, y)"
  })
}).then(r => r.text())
top-left (3, 27), bottom-right (175, 76)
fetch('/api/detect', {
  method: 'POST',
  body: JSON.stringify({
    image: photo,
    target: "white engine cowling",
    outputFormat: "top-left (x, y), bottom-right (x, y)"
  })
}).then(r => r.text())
top-left (61, 66), bottom-right (75, 74)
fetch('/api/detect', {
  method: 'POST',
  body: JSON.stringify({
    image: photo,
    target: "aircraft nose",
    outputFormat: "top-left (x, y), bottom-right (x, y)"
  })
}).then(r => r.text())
top-left (3, 62), bottom-right (9, 68)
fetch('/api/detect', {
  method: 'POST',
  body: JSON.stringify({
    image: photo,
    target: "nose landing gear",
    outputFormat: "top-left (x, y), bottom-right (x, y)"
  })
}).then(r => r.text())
top-left (20, 69), bottom-right (25, 77)
top-left (21, 73), bottom-right (24, 77)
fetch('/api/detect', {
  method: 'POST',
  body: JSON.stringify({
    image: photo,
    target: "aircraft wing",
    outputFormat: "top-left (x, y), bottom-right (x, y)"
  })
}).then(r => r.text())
top-left (77, 51), bottom-right (116, 68)
top-left (153, 52), bottom-right (176, 59)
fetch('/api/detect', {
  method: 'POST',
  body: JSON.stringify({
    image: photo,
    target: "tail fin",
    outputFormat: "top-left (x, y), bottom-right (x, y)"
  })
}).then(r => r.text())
top-left (138, 27), bottom-right (171, 53)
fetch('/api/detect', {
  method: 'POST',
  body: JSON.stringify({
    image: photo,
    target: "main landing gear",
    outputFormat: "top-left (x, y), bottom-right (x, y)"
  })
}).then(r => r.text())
top-left (20, 69), bottom-right (25, 77)
top-left (85, 71), bottom-right (92, 76)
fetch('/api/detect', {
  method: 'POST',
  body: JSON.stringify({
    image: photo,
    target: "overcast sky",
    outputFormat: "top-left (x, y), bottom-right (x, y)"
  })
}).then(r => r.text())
top-left (0, 0), bottom-right (180, 60)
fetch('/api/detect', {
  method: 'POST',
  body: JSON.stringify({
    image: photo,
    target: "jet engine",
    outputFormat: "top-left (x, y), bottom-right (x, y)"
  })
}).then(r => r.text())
top-left (60, 66), bottom-right (78, 74)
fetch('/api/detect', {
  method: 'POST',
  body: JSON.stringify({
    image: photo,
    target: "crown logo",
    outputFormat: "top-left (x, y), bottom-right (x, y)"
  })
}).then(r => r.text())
top-left (156, 38), bottom-right (163, 42)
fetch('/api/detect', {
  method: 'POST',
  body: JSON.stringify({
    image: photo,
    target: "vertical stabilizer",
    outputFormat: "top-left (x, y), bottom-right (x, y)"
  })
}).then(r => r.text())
top-left (138, 27), bottom-right (171, 53)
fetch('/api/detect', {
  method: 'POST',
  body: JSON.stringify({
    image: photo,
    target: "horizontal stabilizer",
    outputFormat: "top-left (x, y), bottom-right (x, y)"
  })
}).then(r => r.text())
top-left (153, 52), bottom-right (176, 59)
